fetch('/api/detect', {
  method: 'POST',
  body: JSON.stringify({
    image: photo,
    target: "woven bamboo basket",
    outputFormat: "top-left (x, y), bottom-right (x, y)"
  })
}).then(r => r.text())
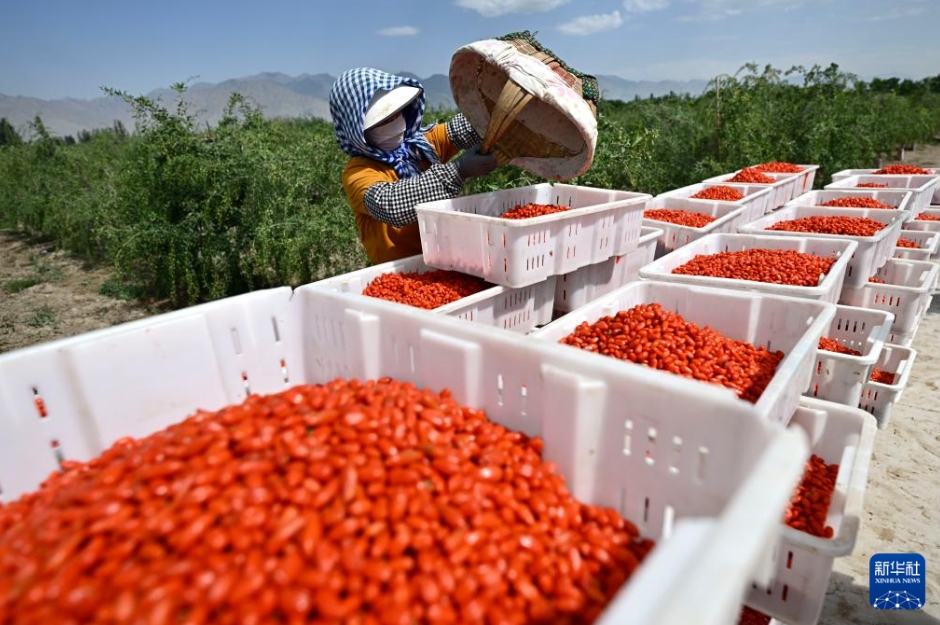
top-left (450, 31), bottom-right (599, 181)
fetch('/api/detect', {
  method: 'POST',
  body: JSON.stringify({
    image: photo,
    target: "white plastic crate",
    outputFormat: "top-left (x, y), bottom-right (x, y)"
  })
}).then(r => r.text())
top-left (529, 280), bottom-right (836, 425)
top-left (783, 189), bottom-right (912, 218)
top-left (832, 168), bottom-right (940, 204)
top-left (702, 171), bottom-right (800, 211)
top-left (839, 258), bottom-right (939, 335)
top-left (642, 195), bottom-right (749, 259)
top-left (638, 233), bottom-right (857, 304)
top-left (857, 344), bottom-right (918, 429)
top-left (826, 173), bottom-right (939, 217)
top-left (0, 284), bottom-right (813, 625)
top-left (554, 226), bottom-right (661, 313)
top-left (805, 305), bottom-right (894, 407)
top-left (307, 254), bottom-right (554, 333)
top-left (655, 182), bottom-right (772, 224)
top-left (904, 208), bottom-right (940, 257)
top-left (745, 163), bottom-right (820, 199)
top-left (415, 183), bottom-right (652, 288)
top-left (893, 229), bottom-right (940, 261)
top-left (746, 397), bottom-right (877, 625)
top-left (738, 205), bottom-right (905, 288)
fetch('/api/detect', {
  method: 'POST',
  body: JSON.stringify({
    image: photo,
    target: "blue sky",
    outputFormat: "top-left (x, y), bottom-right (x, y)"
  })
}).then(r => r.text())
top-left (2, 0), bottom-right (939, 100)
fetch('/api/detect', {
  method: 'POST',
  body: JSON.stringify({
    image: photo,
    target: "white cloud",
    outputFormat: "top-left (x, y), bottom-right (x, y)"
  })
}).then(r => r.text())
top-left (557, 10), bottom-right (625, 35)
top-left (864, 6), bottom-right (928, 20)
top-left (376, 26), bottom-right (420, 36)
top-left (623, 0), bottom-right (669, 12)
top-left (454, 0), bottom-right (569, 18)
top-left (682, 0), bottom-right (817, 21)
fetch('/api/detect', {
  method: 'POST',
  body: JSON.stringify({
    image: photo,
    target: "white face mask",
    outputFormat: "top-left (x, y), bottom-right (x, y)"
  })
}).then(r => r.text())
top-left (365, 113), bottom-right (406, 151)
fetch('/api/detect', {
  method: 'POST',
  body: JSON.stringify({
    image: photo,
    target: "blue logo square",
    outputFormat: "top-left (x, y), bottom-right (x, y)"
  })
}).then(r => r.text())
top-left (870, 553), bottom-right (926, 610)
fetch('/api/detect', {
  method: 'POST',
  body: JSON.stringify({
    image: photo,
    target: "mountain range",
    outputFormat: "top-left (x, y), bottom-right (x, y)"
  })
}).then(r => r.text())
top-left (0, 72), bottom-right (709, 139)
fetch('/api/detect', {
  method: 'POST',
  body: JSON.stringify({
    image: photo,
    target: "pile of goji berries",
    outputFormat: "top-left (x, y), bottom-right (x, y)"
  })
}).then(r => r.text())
top-left (818, 337), bottom-right (862, 356)
top-left (916, 214), bottom-right (940, 222)
top-left (671, 249), bottom-right (836, 287)
top-left (690, 186), bottom-right (745, 201)
top-left (728, 168), bottom-right (776, 184)
top-left (559, 303), bottom-right (784, 403)
top-left (0, 378), bottom-right (654, 625)
top-left (767, 216), bottom-right (885, 237)
top-left (643, 209), bottom-right (716, 228)
top-left (819, 196), bottom-right (893, 209)
top-left (869, 276), bottom-right (887, 284)
top-left (752, 162), bottom-right (804, 173)
top-left (856, 182), bottom-right (888, 188)
top-left (500, 204), bottom-right (571, 220)
top-left (870, 369), bottom-right (896, 384)
top-left (874, 164), bottom-right (931, 175)
top-left (737, 606), bottom-right (771, 625)
top-left (896, 238), bottom-right (920, 249)
top-left (785, 454), bottom-right (839, 538)
top-left (363, 270), bottom-right (491, 310)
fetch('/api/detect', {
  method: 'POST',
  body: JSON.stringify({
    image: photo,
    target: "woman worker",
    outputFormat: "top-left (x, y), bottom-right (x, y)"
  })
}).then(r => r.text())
top-left (329, 67), bottom-right (500, 264)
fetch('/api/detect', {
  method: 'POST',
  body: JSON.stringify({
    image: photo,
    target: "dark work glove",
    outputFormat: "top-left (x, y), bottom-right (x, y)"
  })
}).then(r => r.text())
top-left (454, 145), bottom-right (498, 180)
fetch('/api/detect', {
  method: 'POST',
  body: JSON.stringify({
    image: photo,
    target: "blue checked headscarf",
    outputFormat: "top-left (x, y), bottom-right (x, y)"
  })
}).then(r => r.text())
top-left (330, 68), bottom-right (439, 179)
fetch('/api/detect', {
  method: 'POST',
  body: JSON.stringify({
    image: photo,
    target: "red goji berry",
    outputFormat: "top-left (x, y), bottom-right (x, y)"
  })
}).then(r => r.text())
top-left (500, 203), bottom-right (570, 219)
top-left (643, 208), bottom-right (716, 228)
top-left (362, 270), bottom-right (491, 310)
top-left (818, 337), bottom-right (861, 356)
top-left (671, 249), bottom-right (836, 287)
top-left (690, 185), bottom-right (745, 201)
top-left (727, 168), bottom-right (776, 184)
top-left (896, 238), bottom-right (920, 249)
top-left (752, 161), bottom-right (804, 174)
top-left (784, 454), bottom-right (838, 538)
top-left (856, 182), bottom-right (888, 188)
top-left (767, 215), bottom-right (886, 236)
top-left (870, 368), bottom-right (896, 384)
top-left (820, 196), bottom-right (894, 209)
top-left (873, 164), bottom-right (931, 175)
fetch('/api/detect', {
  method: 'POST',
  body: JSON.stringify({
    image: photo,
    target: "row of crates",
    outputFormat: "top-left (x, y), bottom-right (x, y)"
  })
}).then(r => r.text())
top-left (0, 164), bottom-right (936, 625)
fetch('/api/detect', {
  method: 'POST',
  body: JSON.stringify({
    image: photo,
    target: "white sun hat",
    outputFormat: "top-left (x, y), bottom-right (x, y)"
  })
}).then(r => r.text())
top-left (363, 85), bottom-right (422, 131)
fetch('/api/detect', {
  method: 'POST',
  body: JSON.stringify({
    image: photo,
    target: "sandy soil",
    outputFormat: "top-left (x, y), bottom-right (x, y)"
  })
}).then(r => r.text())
top-left (1, 144), bottom-right (939, 623)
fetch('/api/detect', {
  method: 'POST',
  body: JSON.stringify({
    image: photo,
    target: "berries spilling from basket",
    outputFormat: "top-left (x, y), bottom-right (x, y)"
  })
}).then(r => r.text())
top-left (0, 378), bottom-right (655, 625)
top-left (896, 238), bottom-right (920, 249)
top-left (363, 270), bottom-right (491, 310)
top-left (643, 208), bottom-right (716, 228)
top-left (818, 337), bottom-right (862, 357)
top-left (752, 162), bottom-right (804, 174)
top-left (856, 182), bottom-right (888, 188)
top-left (785, 454), bottom-right (839, 539)
top-left (500, 203), bottom-right (571, 220)
top-left (559, 303), bottom-right (784, 403)
top-left (767, 216), bottom-right (886, 237)
top-left (819, 196), bottom-right (894, 209)
top-left (728, 168), bottom-right (776, 184)
top-left (690, 185), bottom-right (745, 201)
top-left (671, 249), bottom-right (836, 287)
top-left (870, 368), bottom-right (896, 384)
top-left (737, 606), bottom-right (772, 625)
top-left (873, 164), bottom-right (931, 175)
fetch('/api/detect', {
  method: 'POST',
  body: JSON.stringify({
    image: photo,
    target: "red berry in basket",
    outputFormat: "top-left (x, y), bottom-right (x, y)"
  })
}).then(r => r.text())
top-left (870, 368), bottom-right (896, 384)
top-left (671, 249), bottom-right (836, 287)
top-left (896, 238), bottom-right (920, 249)
top-left (363, 270), bottom-right (490, 309)
top-left (873, 164), bottom-right (931, 175)
top-left (869, 276), bottom-right (887, 284)
top-left (690, 185), bottom-right (745, 201)
top-left (559, 303), bottom-right (784, 404)
top-left (819, 196), bottom-right (894, 209)
top-left (752, 162), bottom-right (804, 174)
top-left (643, 209), bottom-right (717, 228)
top-left (738, 606), bottom-right (772, 625)
top-left (767, 215), bottom-right (885, 236)
top-left (728, 168), bottom-right (776, 184)
top-left (0, 378), bottom-right (655, 624)
top-left (916, 214), bottom-right (940, 222)
top-left (856, 182), bottom-right (889, 188)
top-left (784, 454), bottom-right (839, 538)
top-left (818, 337), bottom-right (862, 356)
top-left (500, 203), bottom-right (571, 219)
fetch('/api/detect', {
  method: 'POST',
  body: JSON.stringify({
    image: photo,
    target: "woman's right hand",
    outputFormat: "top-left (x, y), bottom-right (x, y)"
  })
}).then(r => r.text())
top-left (454, 145), bottom-right (498, 179)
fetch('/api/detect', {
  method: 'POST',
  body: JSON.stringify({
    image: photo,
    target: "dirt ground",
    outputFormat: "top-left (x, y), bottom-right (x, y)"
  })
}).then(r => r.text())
top-left (1, 144), bottom-right (939, 624)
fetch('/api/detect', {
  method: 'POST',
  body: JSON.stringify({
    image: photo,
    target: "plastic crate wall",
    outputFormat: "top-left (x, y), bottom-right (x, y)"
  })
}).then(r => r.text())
top-left (554, 226), bottom-right (661, 313)
top-left (415, 183), bottom-right (651, 288)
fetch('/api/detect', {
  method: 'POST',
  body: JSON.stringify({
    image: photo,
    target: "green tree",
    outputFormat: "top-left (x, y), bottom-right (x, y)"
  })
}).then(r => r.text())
top-left (0, 117), bottom-right (22, 146)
